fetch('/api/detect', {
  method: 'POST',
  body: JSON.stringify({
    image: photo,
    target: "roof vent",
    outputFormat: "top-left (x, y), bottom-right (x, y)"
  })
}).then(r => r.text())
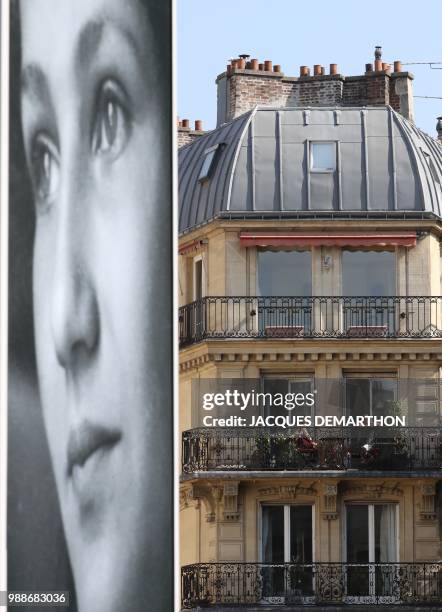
top-left (437, 117), bottom-right (442, 141)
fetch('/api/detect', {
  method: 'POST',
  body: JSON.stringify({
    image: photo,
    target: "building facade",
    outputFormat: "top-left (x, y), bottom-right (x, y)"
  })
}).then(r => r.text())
top-left (178, 51), bottom-right (442, 610)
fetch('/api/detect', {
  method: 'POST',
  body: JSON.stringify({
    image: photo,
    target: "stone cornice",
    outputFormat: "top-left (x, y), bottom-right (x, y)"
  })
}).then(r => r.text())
top-left (179, 341), bottom-right (442, 373)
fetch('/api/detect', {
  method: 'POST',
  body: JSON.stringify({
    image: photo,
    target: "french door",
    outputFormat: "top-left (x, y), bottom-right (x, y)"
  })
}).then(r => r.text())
top-left (261, 505), bottom-right (314, 604)
top-left (345, 504), bottom-right (398, 603)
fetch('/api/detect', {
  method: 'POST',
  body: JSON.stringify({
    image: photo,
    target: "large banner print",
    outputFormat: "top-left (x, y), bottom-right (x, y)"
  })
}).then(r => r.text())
top-left (7, 1), bottom-right (174, 611)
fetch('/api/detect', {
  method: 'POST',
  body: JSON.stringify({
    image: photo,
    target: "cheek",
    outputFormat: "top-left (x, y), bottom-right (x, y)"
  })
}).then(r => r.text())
top-left (32, 224), bottom-right (67, 461)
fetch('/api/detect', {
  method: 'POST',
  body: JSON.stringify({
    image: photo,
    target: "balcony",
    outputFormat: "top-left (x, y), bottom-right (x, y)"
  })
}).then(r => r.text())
top-left (179, 296), bottom-right (442, 347)
top-left (182, 427), bottom-right (441, 474)
top-left (181, 562), bottom-right (442, 608)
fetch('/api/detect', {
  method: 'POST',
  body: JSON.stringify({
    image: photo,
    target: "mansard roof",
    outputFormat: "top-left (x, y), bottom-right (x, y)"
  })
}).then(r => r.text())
top-left (179, 106), bottom-right (442, 233)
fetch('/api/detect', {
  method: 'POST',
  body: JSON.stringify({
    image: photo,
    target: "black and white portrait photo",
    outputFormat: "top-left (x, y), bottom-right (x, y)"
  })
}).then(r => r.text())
top-left (7, 1), bottom-right (174, 610)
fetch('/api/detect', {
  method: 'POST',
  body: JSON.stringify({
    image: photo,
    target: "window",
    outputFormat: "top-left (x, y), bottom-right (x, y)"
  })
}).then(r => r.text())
top-left (342, 251), bottom-right (395, 297)
top-left (345, 376), bottom-right (397, 418)
top-left (345, 504), bottom-right (397, 601)
top-left (262, 505), bottom-right (314, 600)
top-left (198, 143), bottom-right (222, 182)
top-left (193, 257), bottom-right (203, 300)
top-left (310, 142), bottom-right (336, 172)
top-left (263, 376), bottom-right (314, 418)
top-left (258, 250), bottom-right (312, 296)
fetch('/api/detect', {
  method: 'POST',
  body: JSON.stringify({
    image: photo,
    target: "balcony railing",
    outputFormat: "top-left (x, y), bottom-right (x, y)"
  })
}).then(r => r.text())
top-left (179, 296), bottom-right (442, 347)
top-left (182, 427), bottom-right (442, 473)
top-left (182, 562), bottom-right (442, 607)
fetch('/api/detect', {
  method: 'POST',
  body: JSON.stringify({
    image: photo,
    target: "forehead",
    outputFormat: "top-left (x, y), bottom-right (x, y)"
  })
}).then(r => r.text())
top-left (20, 0), bottom-right (149, 69)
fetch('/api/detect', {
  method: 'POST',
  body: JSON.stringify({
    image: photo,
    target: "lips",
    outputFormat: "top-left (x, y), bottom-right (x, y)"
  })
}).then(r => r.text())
top-left (67, 420), bottom-right (122, 478)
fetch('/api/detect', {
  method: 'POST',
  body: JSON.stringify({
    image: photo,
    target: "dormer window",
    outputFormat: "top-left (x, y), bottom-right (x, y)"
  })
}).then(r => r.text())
top-left (310, 141), bottom-right (336, 172)
top-left (198, 143), bottom-right (222, 182)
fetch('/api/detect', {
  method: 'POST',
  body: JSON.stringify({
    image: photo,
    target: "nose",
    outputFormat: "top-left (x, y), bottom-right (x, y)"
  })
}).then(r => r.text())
top-left (51, 254), bottom-right (99, 369)
top-left (51, 173), bottom-right (99, 370)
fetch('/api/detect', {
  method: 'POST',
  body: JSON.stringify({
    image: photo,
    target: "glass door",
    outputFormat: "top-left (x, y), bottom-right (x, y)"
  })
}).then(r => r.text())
top-left (257, 250), bottom-right (312, 337)
top-left (342, 250), bottom-right (396, 336)
top-left (345, 377), bottom-right (398, 468)
top-left (261, 505), bottom-right (314, 604)
top-left (345, 504), bottom-right (398, 603)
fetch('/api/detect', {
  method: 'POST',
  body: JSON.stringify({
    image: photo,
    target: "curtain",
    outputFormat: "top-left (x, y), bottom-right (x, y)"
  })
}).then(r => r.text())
top-left (379, 505), bottom-right (396, 562)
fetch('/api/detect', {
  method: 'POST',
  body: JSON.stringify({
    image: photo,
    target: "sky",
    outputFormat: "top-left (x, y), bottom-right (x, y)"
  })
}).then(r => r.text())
top-left (178, 0), bottom-right (442, 137)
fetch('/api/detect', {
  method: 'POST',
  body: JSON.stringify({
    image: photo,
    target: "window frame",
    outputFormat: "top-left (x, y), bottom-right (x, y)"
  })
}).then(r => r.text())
top-left (259, 503), bottom-right (315, 563)
top-left (309, 140), bottom-right (337, 173)
top-left (198, 143), bottom-right (223, 182)
top-left (343, 502), bottom-right (399, 564)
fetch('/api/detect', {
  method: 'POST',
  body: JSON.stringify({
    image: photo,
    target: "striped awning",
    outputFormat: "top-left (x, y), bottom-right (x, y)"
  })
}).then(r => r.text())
top-left (239, 232), bottom-right (417, 248)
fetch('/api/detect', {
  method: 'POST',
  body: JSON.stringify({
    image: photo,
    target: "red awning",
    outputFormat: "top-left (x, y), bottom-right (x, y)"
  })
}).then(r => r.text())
top-left (239, 232), bottom-right (417, 248)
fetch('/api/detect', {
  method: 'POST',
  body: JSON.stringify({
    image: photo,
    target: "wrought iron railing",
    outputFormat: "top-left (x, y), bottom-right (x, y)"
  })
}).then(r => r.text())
top-left (182, 427), bottom-right (441, 473)
top-left (179, 296), bottom-right (442, 347)
top-left (181, 562), bottom-right (442, 607)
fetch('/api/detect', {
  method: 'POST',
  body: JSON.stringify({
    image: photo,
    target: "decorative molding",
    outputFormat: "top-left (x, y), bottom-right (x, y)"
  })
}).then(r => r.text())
top-left (321, 482), bottom-right (339, 520)
top-left (223, 481), bottom-right (240, 521)
top-left (188, 483), bottom-right (219, 522)
top-left (258, 483), bottom-right (317, 500)
top-left (342, 482), bottom-right (403, 498)
top-left (420, 484), bottom-right (437, 520)
top-left (179, 349), bottom-right (442, 372)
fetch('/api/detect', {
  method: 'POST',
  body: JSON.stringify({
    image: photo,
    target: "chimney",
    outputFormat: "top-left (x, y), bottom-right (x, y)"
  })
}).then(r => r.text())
top-left (390, 60), bottom-right (414, 122)
top-left (178, 118), bottom-right (205, 148)
top-left (216, 47), bottom-right (416, 127)
top-left (437, 117), bottom-right (442, 142)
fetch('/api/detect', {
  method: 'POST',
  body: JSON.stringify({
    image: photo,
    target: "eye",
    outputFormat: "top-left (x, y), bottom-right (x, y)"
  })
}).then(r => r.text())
top-left (30, 134), bottom-right (60, 213)
top-left (92, 81), bottom-right (130, 158)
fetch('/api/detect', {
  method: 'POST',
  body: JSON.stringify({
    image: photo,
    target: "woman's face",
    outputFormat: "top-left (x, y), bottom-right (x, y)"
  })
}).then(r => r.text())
top-left (20, 1), bottom-right (168, 609)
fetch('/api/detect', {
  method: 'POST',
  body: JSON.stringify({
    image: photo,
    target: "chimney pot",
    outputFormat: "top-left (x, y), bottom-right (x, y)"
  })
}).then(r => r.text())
top-left (330, 63), bottom-right (338, 75)
top-left (251, 58), bottom-right (259, 70)
top-left (382, 62), bottom-right (390, 72)
top-left (375, 46), bottom-right (382, 60)
top-left (394, 60), bottom-right (402, 73)
top-left (264, 60), bottom-right (272, 71)
top-left (237, 58), bottom-right (246, 69)
top-left (182, 119), bottom-right (189, 128)
top-left (321, 66), bottom-right (325, 75)
top-left (245, 61), bottom-right (252, 69)
top-left (259, 63), bottom-right (265, 71)
top-left (195, 120), bottom-right (203, 131)
top-left (374, 59), bottom-right (382, 72)
top-left (365, 63), bottom-right (373, 72)
top-left (273, 64), bottom-right (281, 73)
top-left (300, 65), bottom-right (309, 77)
top-left (314, 64), bottom-right (322, 76)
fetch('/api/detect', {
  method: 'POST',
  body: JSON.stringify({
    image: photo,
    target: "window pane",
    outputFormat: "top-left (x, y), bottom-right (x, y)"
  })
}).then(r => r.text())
top-left (198, 150), bottom-right (216, 181)
top-left (372, 379), bottom-right (396, 418)
top-left (290, 379), bottom-right (313, 418)
top-left (290, 506), bottom-right (312, 563)
top-left (262, 506), bottom-right (284, 562)
top-left (346, 506), bottom-right (369, 563)
top-left (194, 260), bottom-right (203, 300)
top-left (311, 142), bottom-right (336, 171)
top-left (342, 251), bottom-right (395, 296)
top-left (258, 251), bottom-right (312, 296)
top-left (263, 379), bottom-right (290, 417)
top-left (346, 379), bottom-right (370, 417)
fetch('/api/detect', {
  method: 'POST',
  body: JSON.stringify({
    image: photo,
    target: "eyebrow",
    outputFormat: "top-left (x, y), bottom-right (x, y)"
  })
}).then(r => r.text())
top-left (77, 16), bottom-right (142, 68)
top-left (21, 63), bottom-right (50, 102)
top-left (21, 15), bottom-right (142, 98)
